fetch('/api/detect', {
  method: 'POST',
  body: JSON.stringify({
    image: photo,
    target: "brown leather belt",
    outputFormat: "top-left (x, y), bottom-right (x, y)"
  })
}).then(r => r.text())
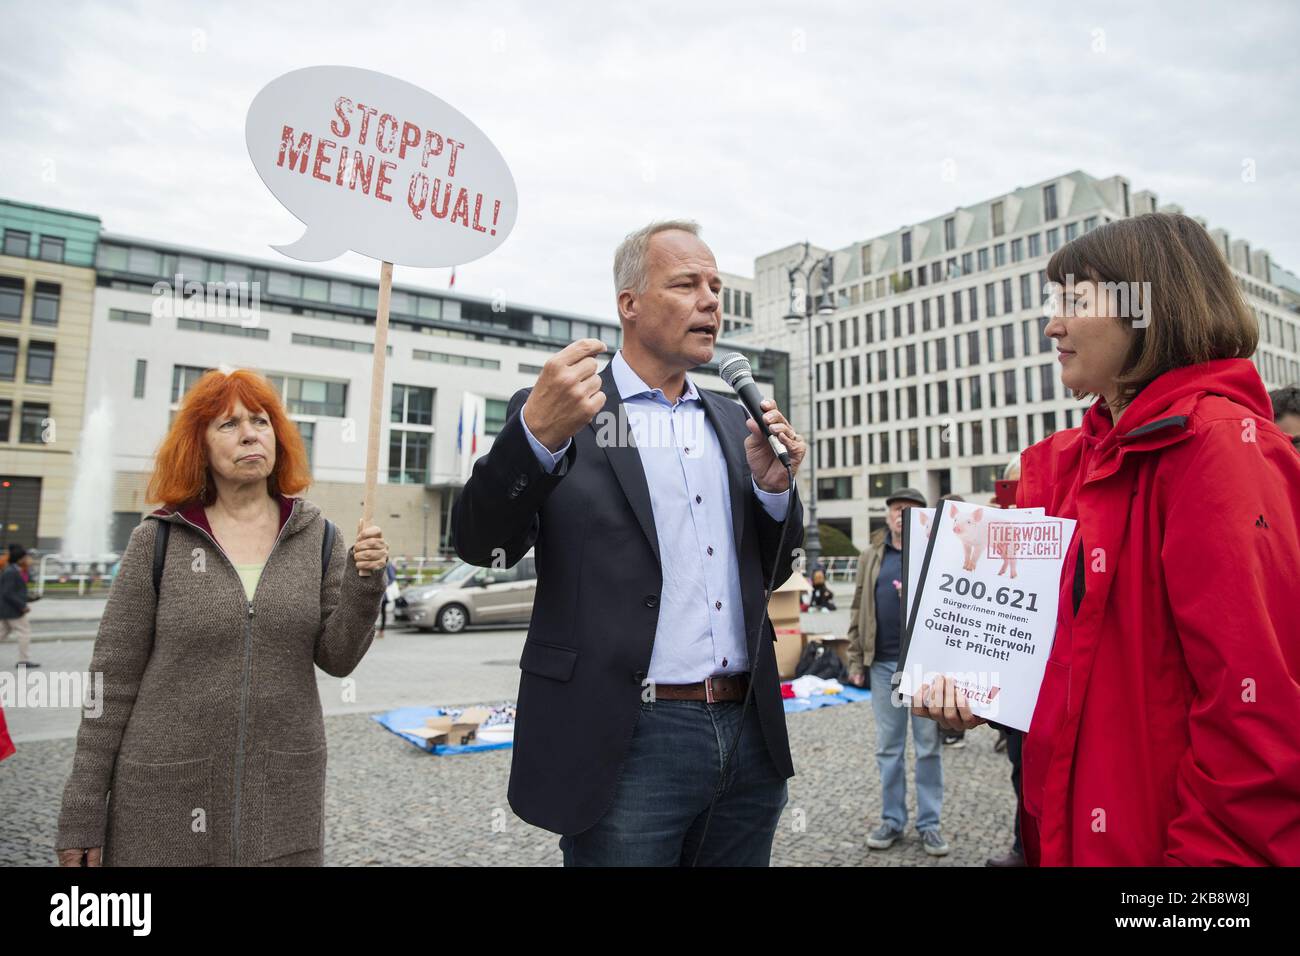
top-left (651, 674), bottom-right (750, 703)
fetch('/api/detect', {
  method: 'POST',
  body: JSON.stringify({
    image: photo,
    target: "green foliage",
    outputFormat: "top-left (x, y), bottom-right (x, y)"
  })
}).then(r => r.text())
top-left (817, 523), bottom-right (857, 557)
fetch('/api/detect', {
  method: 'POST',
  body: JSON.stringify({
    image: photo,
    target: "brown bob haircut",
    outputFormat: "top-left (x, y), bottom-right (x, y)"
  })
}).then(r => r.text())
top-left (1046, 212), bottom-right (1258, 407)
top-left (146, 368), bottom-right (312, 509)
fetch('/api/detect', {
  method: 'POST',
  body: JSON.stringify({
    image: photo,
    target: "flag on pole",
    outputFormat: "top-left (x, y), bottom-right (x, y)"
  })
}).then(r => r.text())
top-left (458, 391), bottom-right (486, 482)
top-left (449, 266), bottom-right (456, 289)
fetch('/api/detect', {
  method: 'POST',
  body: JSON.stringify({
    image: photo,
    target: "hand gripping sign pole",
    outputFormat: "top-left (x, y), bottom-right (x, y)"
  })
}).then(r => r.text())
top-left (246, 65), bottom-right (518, 572)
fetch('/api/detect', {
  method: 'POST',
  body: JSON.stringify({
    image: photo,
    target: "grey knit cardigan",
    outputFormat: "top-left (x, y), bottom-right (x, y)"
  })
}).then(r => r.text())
top-left (55, 495), bottom-right (386, 866)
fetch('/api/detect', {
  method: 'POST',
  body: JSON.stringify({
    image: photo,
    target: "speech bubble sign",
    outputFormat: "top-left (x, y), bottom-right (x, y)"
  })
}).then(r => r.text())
top-left (246, 65), bottom-right (518, 267)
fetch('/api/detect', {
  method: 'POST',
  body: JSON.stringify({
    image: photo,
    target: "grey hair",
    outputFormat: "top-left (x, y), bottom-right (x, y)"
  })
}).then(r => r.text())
top-left (1003, 455), bottom-right (1022, 480)
top-left (613, 219), bottom-right (700, 297)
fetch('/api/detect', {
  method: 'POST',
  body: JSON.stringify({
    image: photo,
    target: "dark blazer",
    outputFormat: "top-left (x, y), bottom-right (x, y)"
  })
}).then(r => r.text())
top-left (452, 363), bottom-right (803, 835)
top-left (0, 564), bottom-right (28, 620)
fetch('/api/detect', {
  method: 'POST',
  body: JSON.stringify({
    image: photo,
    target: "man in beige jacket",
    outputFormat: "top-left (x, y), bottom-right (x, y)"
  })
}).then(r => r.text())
top-left (844, 487), bottom-right (949, 856)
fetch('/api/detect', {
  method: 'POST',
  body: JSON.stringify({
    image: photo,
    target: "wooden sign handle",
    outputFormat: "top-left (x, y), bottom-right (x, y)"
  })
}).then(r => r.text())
top-left (359, 259), bottom-right (394, 576)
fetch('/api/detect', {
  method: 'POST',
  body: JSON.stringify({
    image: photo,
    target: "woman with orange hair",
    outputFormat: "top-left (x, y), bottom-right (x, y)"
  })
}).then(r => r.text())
top-left (54, 368), bottom-right (389, 866)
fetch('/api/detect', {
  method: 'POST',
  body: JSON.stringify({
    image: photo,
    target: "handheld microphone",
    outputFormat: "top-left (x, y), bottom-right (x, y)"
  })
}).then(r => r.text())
top-left (718, 352), bottom-right (790, 466)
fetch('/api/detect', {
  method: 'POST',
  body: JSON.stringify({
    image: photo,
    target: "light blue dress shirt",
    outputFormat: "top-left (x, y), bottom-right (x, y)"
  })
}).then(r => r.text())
top-left (520, 350), bottom-right (790, 683)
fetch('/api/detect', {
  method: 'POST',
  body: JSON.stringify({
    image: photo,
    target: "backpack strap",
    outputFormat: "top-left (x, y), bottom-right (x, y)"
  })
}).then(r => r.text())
top-left (321, 520), bottom-right (337, 579)
top-left (152, 519), bottom-right (171, 596)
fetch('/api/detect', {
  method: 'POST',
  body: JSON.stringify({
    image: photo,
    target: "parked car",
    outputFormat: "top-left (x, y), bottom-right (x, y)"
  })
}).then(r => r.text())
top-left (394, 554), bottom-right (537, 633)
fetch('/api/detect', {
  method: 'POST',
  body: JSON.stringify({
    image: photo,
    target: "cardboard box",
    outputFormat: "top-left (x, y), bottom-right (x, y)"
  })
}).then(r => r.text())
top-left (769, 571), bottom-right (810, 628)
top-left (396, 726), bottom-right (446, 741)
top-left (425, 706), bottom-right (494, 747)
top-left (769, 572), bottom-right (811, 680)
top-left (774, 626), bottom-right (805, 681)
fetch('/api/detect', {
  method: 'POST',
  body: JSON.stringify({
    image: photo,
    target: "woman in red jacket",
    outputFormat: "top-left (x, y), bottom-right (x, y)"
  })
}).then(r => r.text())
top-left (0, 704), bottom-right (14, 762)
top-left (916, 212), bottom-right (1300, 865)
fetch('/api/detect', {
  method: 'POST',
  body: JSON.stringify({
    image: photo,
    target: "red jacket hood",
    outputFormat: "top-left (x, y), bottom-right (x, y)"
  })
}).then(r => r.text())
top-left (1020, 358), bottom-right (1274, 510)
top-left (1081, 357), bottom-right (1272, 449)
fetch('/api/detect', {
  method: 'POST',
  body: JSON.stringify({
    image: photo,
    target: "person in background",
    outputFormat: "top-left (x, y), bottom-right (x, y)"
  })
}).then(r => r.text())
top-left (378, 560), bottom-right (398, 633)
top-left (914, 213), bottom-right (1300, 865)
top-left (0, 548), bottom-right (17, 759)
top-left (1270, 385), bottom-right (1300, 451)
top-left (935, 494), bottom-right (967, 751)
top-left (0, 544), bottom-right (38, 669)
top-left (0, 698), bottom-right (13, 762)
top-left (984, 458), bottom-right (1026, 868)
top-left (845, 487), bottom-right (949, 857)
top-left (809, 567), bottom-right (836, 612)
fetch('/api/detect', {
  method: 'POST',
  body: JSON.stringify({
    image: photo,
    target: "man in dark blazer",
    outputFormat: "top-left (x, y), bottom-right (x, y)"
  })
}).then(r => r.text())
top-left (452, 220), bottom-right (805, 866)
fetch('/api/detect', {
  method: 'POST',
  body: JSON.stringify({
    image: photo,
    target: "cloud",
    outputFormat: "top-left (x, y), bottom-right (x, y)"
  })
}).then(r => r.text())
top-left (1, 0), bottom-right (1296, 318)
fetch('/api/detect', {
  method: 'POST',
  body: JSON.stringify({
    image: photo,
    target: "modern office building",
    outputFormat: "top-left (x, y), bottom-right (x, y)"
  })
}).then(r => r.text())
top-left (1272, 262), bottom-right (1300, 313)
top-left (82, 227), bottom-right (789, 559)
top-left (751, 171), bottom-right (1300, 546)
top-left (0, 200), bottom-right (102, 552)
top-left (719, 271), bottom-right (755, 336)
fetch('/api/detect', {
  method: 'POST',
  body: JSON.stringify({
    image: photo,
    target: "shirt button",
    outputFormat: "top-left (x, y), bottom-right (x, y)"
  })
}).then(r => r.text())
top-left (644, 595), bottom-right (659, 608)
top-left (695, 495), bottom-right (702, 504)
top-left (707, 546), bottom-right (714, 556)
top-left (684, 447), bottom-right (690, 454)
top-left (715, 601), bottom-right (722, 610)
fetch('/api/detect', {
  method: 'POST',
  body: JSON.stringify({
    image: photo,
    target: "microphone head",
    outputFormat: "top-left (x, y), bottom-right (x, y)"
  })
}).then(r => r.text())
top-left (717, 352), bottom-right (753, 390)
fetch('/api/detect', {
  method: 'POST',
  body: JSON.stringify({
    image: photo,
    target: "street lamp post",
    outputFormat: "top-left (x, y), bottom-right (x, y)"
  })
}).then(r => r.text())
top-left (784, 242), bottom-right (838, 574)
top-left (421, 502), bottom-right (431, 562)
top-left (0, 481), bottom-right (10, 554)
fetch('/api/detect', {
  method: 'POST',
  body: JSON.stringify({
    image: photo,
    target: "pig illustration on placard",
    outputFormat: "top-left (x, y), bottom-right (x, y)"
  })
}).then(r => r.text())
top-left (951, 504), bottom-right (986, 572)
top-left (918, 509), bottom-right (933, 541)
top-left (994, 534), bottom-right (1018, 579)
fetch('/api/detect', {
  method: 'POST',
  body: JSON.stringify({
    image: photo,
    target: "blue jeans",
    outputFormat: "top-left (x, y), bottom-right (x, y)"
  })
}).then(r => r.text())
top-left (559, 697), bottom-right (788, 866)
top-left (869, 659), bottom-right (943, 832)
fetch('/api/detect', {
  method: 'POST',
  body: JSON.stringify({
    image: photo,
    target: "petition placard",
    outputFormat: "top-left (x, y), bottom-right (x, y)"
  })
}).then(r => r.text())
top-left (898, 500), bottom-right (1077, 731)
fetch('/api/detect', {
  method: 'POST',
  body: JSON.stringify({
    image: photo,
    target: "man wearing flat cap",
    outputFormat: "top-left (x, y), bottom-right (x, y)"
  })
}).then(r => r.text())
top-left (845, 487), bottom-right (949, 857)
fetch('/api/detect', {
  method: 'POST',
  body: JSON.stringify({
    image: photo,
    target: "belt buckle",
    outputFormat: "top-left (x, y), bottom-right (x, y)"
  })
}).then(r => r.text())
top-left (704, 676), bottom-right (717, 704)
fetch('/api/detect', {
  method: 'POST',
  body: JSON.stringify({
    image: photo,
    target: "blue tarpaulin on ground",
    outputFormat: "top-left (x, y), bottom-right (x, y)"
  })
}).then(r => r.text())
top-left (376, 688), bottom-right (872, 752)
top-left (782, 684), bottom-right (872, 713)
top-left (373, 705), bottom-right (514, 755)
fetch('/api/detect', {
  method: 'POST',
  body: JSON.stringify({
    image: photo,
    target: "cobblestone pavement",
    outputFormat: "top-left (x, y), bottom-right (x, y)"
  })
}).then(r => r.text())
top-left (0, 699), bottom-right (1018, 866)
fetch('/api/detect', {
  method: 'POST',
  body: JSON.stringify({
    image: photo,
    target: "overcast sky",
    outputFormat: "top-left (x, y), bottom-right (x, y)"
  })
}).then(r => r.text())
top-left (2, 0), bottom-right (1297, 318)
